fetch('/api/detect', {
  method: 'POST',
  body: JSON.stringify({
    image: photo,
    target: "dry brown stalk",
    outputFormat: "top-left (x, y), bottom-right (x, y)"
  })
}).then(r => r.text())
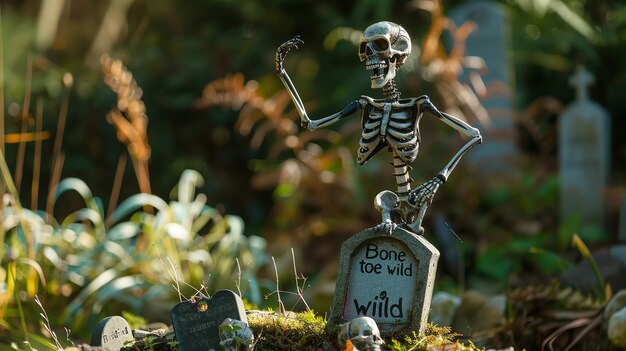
top-left (101, 54), bottom-right (151, 195)
top-left (31, 99), bottom-right (43, 210)
top-left (45, 153), bottom-right (64, 216)
top-left (45, 74), bottom-right (72, 215)
top-left (15, 54), bottom-right (33, 193)
top-left (0, 5), bottom-right (5, 207)
top-left (106, 153), bottom-right (127, 222)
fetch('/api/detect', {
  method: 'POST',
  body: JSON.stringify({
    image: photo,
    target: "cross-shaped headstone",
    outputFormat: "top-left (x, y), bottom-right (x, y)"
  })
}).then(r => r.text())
top-left (559, 64), bottom-right (611, 233)
top-left (569, 65), bottom-right (594, 102)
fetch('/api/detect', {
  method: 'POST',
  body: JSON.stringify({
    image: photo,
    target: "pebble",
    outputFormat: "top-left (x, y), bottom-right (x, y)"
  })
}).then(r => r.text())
top-left (429, 291), bottom-right (461, 327)
top-left (605, 289), bottom-right (626, 323)
top-left (608, 307), bottom-right (626, 348)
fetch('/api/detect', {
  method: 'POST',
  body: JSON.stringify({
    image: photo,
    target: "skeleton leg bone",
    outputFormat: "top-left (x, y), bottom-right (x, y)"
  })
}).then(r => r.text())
top-left (374, 190), bottom-right (399, 235)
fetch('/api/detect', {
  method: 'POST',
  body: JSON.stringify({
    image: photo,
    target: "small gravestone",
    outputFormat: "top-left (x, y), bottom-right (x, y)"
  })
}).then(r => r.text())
top-left (328, 225), bottom-right (439, 336)
top-left (559, 65), bottom-right (611, 230)
top-left (451, 1), bottom-right (518, 174)
top-left (171, 290), bottom-right (247, 351)
top-left (617, 197), bottom-right (626, 242)
top-left (91, 316), bottom-right (134, 350)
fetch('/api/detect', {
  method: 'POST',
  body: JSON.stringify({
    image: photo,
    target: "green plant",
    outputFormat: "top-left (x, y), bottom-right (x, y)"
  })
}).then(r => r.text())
top-left (1, 167), bottom-right (269, 345)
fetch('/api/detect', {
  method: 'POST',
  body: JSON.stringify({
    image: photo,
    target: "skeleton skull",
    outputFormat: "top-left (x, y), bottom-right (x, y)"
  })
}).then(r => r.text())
top-left (338, 316), bottom-right (384, 351)
top-left (359, 21), bottom-right (412, 89)
top-left (218, 318), bottom-right (254, 351)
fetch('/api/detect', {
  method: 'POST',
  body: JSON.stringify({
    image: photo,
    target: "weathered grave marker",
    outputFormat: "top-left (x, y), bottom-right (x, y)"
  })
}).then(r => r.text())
top-left (559, 65), bottom-right (610, 230)
top-left (451, 0), bottom-right (518, 174)
top-left (276, 20), bottom-right (481, 340)
top-left (91, 316), bottom-right (134, 350)
top-left (171, 290), bottom-right (247, 351)
top-left (328, 225), bottom-right (439, 335)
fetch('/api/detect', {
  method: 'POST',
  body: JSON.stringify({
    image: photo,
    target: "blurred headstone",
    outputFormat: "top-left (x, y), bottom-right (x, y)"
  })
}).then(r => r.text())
top-left (617, 197), bottom-right (626, 242)
top-left (559, 65), bottom-right (610, 229)
top-left (91, 316), bottom-right (134, 350)
top-left (451, 0), bottom-right (518, 174)
top-left (429, 291), bottom-right (461, 327)
top-left (171, 290), bottom-right (247, 351)
top-left (328, 226), bottom-right (439, 336)
top-left (451, 291), bottom-right (506, 346)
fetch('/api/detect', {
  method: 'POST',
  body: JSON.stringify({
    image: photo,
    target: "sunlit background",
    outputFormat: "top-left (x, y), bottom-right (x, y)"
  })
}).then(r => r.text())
top-left (1, 0), bottom-right (625, 349)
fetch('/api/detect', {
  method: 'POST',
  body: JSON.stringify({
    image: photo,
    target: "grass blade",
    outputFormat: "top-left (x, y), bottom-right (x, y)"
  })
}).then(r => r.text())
top-left (572, 233), bottom-right (607, 302)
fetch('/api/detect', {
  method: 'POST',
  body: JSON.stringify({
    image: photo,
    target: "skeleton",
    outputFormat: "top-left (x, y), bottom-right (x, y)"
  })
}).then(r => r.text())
top-left (276, 21), bottom-right (482, 233)
top-left (337, 316), bottom-right (384, 351)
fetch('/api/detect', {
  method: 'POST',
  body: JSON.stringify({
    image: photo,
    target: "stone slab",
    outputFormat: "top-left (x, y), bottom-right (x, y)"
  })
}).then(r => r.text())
top-left (451, 1), bottom-right (518, 174)
top-left (559, 66), bottom-right (610, 229)
top-left (327, 226), bottom-right (439, 336)
top-left (171, 290), bottom-right (247, 351)
top-left (91, 316), bottom-right (134, 350)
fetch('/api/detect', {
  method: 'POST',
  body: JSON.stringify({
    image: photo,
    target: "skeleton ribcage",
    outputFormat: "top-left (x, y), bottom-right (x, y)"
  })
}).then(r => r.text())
top-left (357, 102), bottom-right (420, 165)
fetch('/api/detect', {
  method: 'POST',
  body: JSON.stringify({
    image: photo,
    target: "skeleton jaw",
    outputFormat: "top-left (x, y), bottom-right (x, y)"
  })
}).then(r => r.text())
top-left (366, 58), bottom-right (396, 89)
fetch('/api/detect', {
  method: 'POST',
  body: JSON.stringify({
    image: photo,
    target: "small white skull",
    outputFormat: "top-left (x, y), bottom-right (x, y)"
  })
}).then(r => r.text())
top-left (218, 318), bottom-right (254, 351)
top-left (359, 21), bottom-right (412, 89)
top-left (338, 316), bottom-right (384, 351)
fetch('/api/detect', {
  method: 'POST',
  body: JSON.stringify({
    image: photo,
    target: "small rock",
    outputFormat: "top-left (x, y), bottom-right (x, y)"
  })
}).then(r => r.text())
top-left (604, 289), bottom-right (626, 323)
top-left (451, 290), bottom-right (506, 346)
top-left (610, 245), bottom-right (626, 269)
top-left (608, 307), bottom-right (626, 348)
top-left (429, 291), bottom-right (461, 327)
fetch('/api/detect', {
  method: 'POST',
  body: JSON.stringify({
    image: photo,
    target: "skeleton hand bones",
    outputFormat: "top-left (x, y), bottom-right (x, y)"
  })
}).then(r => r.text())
top-left (409, 174), bottom-right (445, 208)
top-left (275, 36), bottom-right (314, 130)
top-left (275, 23), bottom-right (482, 234)
top-left (275, 36), bottom-right (303, 74)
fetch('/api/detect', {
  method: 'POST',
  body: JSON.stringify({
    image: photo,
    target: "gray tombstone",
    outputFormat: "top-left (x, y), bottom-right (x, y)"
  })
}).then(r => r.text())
top-left (171, 290), bottom-right (247, 351)
top-left (559, 65), bottom-right (610, 230)
top-left (327, 226), bottom-right (439, 336)
top-left (617, 197), bottom-right (626, 242)
top-left (91, 316), bottom-right (134, 350)
top-left (451, 1), bottom-right (518, 174)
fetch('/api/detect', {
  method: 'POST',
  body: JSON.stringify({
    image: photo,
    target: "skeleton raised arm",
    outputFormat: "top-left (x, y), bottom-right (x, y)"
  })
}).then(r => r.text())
top-left (276, 36), bottom-right (362, 130)
top-left (275, 22), bottom-right (482, 234)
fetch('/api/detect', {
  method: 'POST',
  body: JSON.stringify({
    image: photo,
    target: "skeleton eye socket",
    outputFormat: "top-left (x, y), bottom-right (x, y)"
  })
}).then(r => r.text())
top-left (359, 42), bottom-right (368, 54)
top-left (362, 329), bottom-right (373, 336)
top-left (372, 39), bottom-right (389, 51)
top-left (395, 40), bottom-right (409, 52)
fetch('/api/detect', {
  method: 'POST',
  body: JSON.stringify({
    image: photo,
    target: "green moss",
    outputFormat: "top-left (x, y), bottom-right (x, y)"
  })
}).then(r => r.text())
top-left (97, 310), bottom-right (483, 351)
top-left (247, 310), bottom-right (482, 351)
top-left (386, 324), bottom-right (481, 351)
top-left (122, 311), bottom-right (149, 330)
top-left (248, 310), bottom-right (331, 350)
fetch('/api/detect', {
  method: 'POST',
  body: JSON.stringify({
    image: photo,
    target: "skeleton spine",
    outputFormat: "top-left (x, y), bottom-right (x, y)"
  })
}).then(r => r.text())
top-left (383, 80), bottom-right (400, 100)
top-left (393, 153), bottom-right (411, 198)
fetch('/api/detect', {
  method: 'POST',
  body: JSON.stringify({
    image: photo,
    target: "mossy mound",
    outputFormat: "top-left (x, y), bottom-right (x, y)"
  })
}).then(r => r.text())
top-left (79, 310), bottom-right (482, 351)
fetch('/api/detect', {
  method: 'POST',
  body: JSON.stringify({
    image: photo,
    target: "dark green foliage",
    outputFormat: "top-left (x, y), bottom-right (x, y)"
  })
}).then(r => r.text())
top-left (2, 0), bottom-right (626, 349)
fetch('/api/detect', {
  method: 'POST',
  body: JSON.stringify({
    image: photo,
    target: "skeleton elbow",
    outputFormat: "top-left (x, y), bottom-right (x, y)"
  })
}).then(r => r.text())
top-left (470, 127), bottom-right (482, 143)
